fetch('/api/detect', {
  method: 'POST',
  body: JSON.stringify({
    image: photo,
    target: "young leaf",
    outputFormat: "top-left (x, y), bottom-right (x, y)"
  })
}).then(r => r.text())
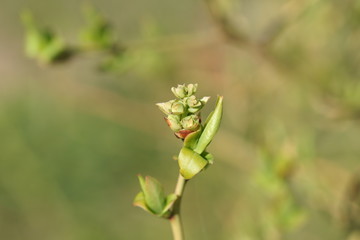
top-left (178, 147), bottom-right (208, 179)
top-left (137, 175), bottom-right (166, 214)
top-left (194, 96), bottom-right (223, 154)
top-left (183, 129), bottom-right (202, 150)
top-left (133, 192), bottom-right (153, 214)
top-left (202, 151), bottom-right (214, 165)
top-left (160, 194), bottom-right (178, 218)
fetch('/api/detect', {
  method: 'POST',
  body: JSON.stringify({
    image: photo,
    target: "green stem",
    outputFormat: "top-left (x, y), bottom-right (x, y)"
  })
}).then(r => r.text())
top-left (169, 174), bottom-right (187, 240)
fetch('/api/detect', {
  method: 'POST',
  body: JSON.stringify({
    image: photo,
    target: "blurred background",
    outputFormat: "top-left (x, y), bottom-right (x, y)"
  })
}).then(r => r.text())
top-left (1, 0), bottom-right (360, 239)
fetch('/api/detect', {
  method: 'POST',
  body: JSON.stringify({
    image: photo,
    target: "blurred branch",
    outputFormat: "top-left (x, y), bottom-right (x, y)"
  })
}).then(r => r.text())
top-left (125, 30), bottom-right (218, 53)
top-left (203, 0), bottom-right (249, 47)
top-left (258, 0), bottom-right (322, 47)
top-left (340, 172), bottom-right (360, 238)
top-left (203, 0), bottom-right (322, 49)
top-left (201, 0), bottom-right (280, 68)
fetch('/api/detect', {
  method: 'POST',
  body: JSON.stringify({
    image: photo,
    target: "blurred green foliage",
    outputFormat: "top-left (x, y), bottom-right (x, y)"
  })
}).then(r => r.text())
top-left (1, 0), bottom-right (360, 239)
top-left (22, 11), bottom-right (69, 64)
top-left (79, 6), bottom-right (117, 51)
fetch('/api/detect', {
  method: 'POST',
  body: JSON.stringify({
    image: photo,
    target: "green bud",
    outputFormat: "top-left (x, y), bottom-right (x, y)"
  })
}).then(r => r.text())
top-left (186, 95), bottom-right (204, 113)
top-left (171, 101), bottom-right (185, 115)
top-left (186, 95), bottom-right (202, 108)
top-left (165, 115), bottom-right (182, 132)
top-left (156, 100), bottom-right (173, 115)
top-left (181, 115), bottom-right (200, 131)
top-left (171, 84), bottom-right (187, 98)
top-left (187, 83), bottom-right (198, 96)
top-left (80, 6), bottom-right (115, 50)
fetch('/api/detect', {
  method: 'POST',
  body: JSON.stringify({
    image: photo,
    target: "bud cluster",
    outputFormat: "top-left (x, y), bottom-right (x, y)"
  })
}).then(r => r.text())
top-left (156, 84), bottom-right (210, 139)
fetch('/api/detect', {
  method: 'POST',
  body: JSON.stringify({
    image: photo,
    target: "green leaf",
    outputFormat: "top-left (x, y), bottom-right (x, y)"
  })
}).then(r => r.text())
top-left (133, 192), bottom-right (153, 214)
top-left (194, 96), bottom-right (223, 154)
top-left (183, 129), bottom-right (202, 150)
top-left (202, 151), bottom-right (214, 165)
top-left (160, 194), bottom-right (178, 217)
top-left (137, 175), bottom-right (166, 214)
top-left (138, 174), bottom-right (146, 191)
top-left (178, 147), bottom-right (208, 179)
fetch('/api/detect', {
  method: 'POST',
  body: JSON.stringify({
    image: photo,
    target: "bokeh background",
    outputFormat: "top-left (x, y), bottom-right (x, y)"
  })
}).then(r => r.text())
top-left (1, 0), bottom-right (360, 239)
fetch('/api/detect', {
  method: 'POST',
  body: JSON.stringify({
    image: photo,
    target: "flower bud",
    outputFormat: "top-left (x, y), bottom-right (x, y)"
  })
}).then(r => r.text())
top-left (187, 83), bottom-right (198, 96)
top-left (171, 84), bottom-right (187, 99)
top-left (171, 101), bottom-right (185, 115)
top-left (181, 115), bottom-right (200, 131)
top-left (186, 95), bottom-right (202, 108)
top-left (165, 115), bottom-right (182, 132)
top-left (156, 100), bottom-right (174, 115)
top-left (186, 96), bottom-right (202, 113)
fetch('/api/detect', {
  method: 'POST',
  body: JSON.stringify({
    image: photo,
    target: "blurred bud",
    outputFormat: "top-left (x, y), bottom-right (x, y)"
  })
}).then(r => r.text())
top-left (171, 101), bottom-right (185, 115)
top-left (165, 115), bottom-right (182, 132)
top-left (181, 115), bottom-right (200, 131)
top-left (156, 100), bottom-right (173, 115)
top-left (171, 84), bottom-right (187, 98)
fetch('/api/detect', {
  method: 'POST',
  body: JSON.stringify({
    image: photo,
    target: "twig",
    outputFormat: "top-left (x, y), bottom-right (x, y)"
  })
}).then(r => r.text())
top-left (203, 0), bottom-right (249, 47)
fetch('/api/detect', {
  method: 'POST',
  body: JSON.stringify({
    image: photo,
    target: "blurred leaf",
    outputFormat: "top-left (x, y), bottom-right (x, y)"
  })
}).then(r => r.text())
top-left (80, 6), bottom-right (116, 50)
top-left (21, 10), bottom-right (69, 64)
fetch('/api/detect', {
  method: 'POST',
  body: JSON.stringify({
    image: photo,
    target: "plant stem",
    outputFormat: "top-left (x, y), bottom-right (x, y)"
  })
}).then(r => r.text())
top-left (174, 173), bottom-right (186, 196)
top-left (169, 174), bottom-right (187, 240)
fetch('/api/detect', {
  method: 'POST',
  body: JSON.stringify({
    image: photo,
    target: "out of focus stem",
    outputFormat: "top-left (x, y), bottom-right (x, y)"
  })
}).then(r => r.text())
top-left (169, 174), bottom-right (187, 240)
